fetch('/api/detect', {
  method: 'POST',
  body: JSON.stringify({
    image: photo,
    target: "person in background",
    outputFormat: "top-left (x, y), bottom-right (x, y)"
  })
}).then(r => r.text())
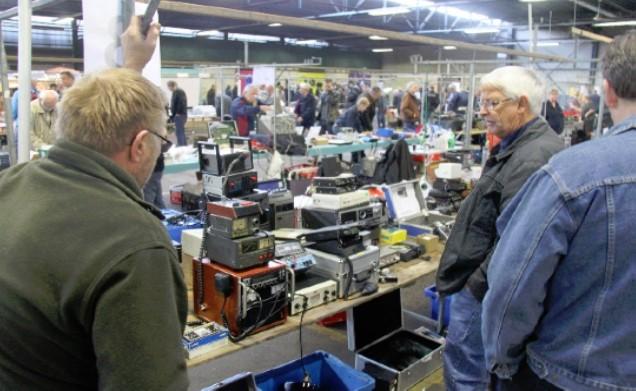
top-left (446, 84), bottom-right (461, 113)
top-left (231, 85), bottom-right (269, 137)
top-left (345, 81), bottom-right (362, 108)
top-left (542, 88), bottom-right (565, 135)
top-left (29, 90), bottom-right (59, 150)
top-left (58, 71), bottom-right (75, 98)
top-left (401, 82), bottom-right (421, 131)
top-left (206, 84), bottom-right (216, 106)
top-left (215, 90), bottom-right (233, 120)
top-left (318, 79), bottom-right (340, 135)
top-left (0, 16), bottom-right (188, 390)
top-left (359, 86), bottom-right (381, 131)
top-left (393, 88), bottom-right (404, 114)
top-left (232, 84), bottom-right (238, 99)
top-left (167, 80), bottom-right (187, 146)
top-left (333, 96), bottom-right (370, 133)
top-left (11, 81), bottom-right (39, 122)
top-left (483, 30), bottom-right (636, 391)
top-left (424, 86), bottom-right (440, 119)
top-left (436, 66), bottom-right (563, 391)
top-left (294, 83), bottom-right (317, 131)
top-left (375, 88), bottom-right (387, 128)
top-left (143, 140), bottom-right (172, 210)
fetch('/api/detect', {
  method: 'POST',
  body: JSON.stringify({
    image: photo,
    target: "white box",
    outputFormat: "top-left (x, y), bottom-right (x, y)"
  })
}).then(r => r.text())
top-left (312, 190), bottom-right (370, 210)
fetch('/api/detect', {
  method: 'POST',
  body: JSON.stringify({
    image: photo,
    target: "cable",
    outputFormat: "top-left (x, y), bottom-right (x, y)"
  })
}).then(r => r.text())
top-left (343, 255), bottom-right (354, 300)
top-left (295, 293), bottom-right (309, 382)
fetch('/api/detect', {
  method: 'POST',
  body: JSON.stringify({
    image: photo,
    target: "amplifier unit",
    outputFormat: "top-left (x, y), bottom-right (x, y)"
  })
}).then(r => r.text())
top-left (312, 190), bottom-right (369, 210)
top-left (203, 171), bottom-right (258, 198)
top-left (205, 231), bottom-right (275, 270)
top-left (301, 202), bottom-right (386, 229)
top-left (198, 138), bottom-right (253, 176)
top-left (314, 185), bottom-right (357, 194)
top-left (207, 200), bottom-right (261, 239)
top-left (289, 272), bottom-right (338, 316)
top-left (312, 174), bottom-right (356, 188)
top-left (193, 259), bottom-right (288, 338)
top-left (268, 189), bottom-right (295, 230)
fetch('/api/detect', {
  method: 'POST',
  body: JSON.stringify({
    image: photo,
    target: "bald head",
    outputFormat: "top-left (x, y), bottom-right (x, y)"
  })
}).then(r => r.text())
top-left (39, 90), bottom-right (59, 112)
top-left (243, 85), bottom-right (259, 103)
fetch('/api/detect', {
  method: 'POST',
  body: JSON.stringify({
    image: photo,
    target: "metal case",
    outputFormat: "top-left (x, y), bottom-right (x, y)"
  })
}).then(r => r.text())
top-left (288, 272), bottom-right (338, 316)
top-left (347, 290), bottom-right (444, 391)
top-left (203, 171), bottom-right (258, 198)
top-left (301, 201), bottom-right (386, 229)
top-left (205, 231), bottom-right (275, 270)
top-left (306, 246), bottom-right (379, 298)
top-left (268, 189), bottom-right (295, 230)
top-left (382, 180), bottom-right (454, 237)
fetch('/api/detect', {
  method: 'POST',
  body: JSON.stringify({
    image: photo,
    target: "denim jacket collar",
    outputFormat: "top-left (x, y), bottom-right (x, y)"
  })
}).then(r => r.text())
top-left (605, 115), bottom-right (636, 137)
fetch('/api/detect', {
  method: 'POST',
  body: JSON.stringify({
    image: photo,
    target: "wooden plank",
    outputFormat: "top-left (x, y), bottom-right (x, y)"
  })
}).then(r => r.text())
top-left (157, 1), bottom-right (571, 62)
top-left (186, 255), bottom-right (440, 367)
top-left (571, 27), bottom-right (614, 44)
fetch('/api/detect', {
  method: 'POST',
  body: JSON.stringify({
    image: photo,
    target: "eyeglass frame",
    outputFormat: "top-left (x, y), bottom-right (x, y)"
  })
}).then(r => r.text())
top-left (129, 128), bottom-right (172, 150)
top-left (478, 97), bottom-right (515, 111)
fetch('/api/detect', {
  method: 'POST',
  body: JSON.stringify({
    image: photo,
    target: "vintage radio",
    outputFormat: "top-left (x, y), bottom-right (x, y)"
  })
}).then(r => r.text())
top-left (312, 190), bottom-right (370, 210)
top-left (205, 231), bottom-right (275, 270)
top-left (347, 290), bottom-right (444, 391)
top-left (307, 245), bottom-right (379, 299)
top-left (193, 259), bottom-right (288, 338)
top-left (267, 189), bottom-right (294, 230)
top-left (275, 240), bottom-right (316, 274)
top-left (301, 201), bottom-right (386, 229)
top-left (203, 171), bottom-right (258, 198)
top-left (312, 174), bottom-right (357, 188)
top-left (289, 271), bottom-right (338, 316)
top-left (207, 200), bottom-right (261, 239)
top-left (198, 138), bottom-right (253, 176)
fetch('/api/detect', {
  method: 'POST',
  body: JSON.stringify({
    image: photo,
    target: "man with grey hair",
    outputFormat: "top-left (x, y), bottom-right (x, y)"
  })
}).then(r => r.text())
top-left (0, 16), bottom-right (188, 390)
top-left (231, 84), bottom-right (270, 136)
top-left (436, 66), bottom-right (563, 390)
top-left (483, 30), bottom-right (636, 391)
top-left (29, 89), bottom-right (59, 149)
top-left (294, 82), bottom-right (317, 131)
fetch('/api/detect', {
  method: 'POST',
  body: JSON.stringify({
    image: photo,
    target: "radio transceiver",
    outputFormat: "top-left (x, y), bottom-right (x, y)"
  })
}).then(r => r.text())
top-left (275, 240), bottom-right (316, 274)
top-left (312, 174), bottom-right (357, 188)
top-left (302, 201), bottom-right (386, 229)
top-left (207, 200), bottom-right (261, 239)
top-left (198, 138), bottom-right (253, 176)
top-left (267, 189), bottom-right (294, 230)
top-left (314, 185), bottom-right (357, 194)
top-left (203, 171), bottom-right (258, 198)
top-left (193, 259), bottom-right (288, 337)
top-left (206, 231), bottom-right (275, 270)
top-left (312, 190), bottom-right (370, 210)
top-left (289, 272), bottom-right (338, 316)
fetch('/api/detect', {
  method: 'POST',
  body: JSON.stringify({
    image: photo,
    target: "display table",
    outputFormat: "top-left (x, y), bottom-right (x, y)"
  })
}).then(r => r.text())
top-left (306, 137), bottom-right (421, 157)
top-left (183, 253), bottom-right (440, 368)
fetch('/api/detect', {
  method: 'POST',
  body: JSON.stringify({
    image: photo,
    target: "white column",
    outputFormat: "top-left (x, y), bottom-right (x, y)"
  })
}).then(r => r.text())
top-left (17, 0), bottom-right (32, 162)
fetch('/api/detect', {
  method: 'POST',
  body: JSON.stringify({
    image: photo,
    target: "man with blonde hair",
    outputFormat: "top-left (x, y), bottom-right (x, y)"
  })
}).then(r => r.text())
top-left (29, 89), bottom-right (59, 149)
top-left (0, 17), bottom-right (188, 390)
top-left (436, 66), bottom-right (563, 390)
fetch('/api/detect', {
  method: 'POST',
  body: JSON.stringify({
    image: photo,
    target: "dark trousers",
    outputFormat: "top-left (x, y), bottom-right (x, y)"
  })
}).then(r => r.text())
top-left (174, 114), bottom-right (187, 146)
top-left (143, 171), bottom-right (166, 209)
top-left (494, 362), bottom-right (562, 391)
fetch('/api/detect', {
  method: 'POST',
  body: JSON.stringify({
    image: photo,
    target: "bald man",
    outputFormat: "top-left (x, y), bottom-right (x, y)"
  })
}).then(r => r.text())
top-left (29, 90), bottom-right (59, 150)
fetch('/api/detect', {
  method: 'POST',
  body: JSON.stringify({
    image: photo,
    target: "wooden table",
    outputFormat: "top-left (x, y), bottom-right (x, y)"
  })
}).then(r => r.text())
top-left (185, 254), bottom-right (440, 368)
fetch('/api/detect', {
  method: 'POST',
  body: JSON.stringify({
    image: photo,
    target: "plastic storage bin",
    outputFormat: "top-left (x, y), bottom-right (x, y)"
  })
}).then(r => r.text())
top-left (424, 285), bottom-right (452, 327)
top-left (201, 372), bottom-right (257, 391)
top-left (254, 350), bottom-right (375, 391)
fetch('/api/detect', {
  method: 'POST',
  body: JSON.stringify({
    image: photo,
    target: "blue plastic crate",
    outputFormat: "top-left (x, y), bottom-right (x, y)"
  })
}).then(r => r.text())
top-left (255, 350), bottom-right (375, 391)
top-left (424, 285), bottom-right (453, 327)
top-left (161, 209), bottom-right (203, 244)
top-left (201, 372), bottom-right (257, 391)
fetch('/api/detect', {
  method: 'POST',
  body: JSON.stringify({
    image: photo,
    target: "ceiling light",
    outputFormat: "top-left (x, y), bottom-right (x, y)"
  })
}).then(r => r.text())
top-left (536, 41), bottom-right (560, 47)
top-left (368, 7), bottom-right (410, 16)
top-left (268, 23), bottom-right (283, 27)
top-left (54, 17), bottom-right (74, 24)
top-left (443, 45), bottom-right (457, 50)
top-left (197, 30), bottom-right (223, 37)
top-left (372, 48), bottom-right (394, 53)
top-left (369, 35), bottom-right (388, 40)
top-left (176, 73), bottom-right (189, 78)
top-left (161, 27), bottom-right (198, 37)
top-left (497, 53), bottom-right (508, 59)
top-left (463, 27), bottom-right (500, 34)
top-left (391, 0), bottom-right (434, 6)
top-left (228, 33), bottom-right (280, 43)
top-left (593, 20), bottom-right (636, 27)
top-left (519, 0), bottom-right (549, 2)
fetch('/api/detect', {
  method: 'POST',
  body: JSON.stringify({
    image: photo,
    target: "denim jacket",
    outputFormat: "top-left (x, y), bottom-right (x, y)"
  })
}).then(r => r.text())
top-left (482, 116), bottom-right (636, 391)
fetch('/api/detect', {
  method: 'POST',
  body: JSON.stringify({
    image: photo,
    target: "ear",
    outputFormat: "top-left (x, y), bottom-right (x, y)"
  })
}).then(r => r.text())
top-left (518, 95), bottom-right (531, 114)
top-left (603, 79), bottom-right (619, 109)
top-left (128, 130), bottom-right (151, 163)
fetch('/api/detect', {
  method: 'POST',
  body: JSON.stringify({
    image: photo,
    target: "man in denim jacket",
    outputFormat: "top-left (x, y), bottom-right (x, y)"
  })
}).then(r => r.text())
top-left (483, 30), bottom-right (636, 390)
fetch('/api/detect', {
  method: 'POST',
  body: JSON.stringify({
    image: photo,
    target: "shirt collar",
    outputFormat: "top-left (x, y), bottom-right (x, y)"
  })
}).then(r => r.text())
top-left (605, 115), bottom-right (636, 137)
top-left (498, 116), bottom-right (539, 152)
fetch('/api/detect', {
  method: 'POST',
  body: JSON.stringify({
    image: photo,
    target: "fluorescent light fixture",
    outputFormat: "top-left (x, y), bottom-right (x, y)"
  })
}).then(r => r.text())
top-left (54, 17), bottom-right (74, 24)
top-left (31, 16), bottom-right (58, 23)
top-left (443, 45), bottom-right (457, 50)
top-left (372, 48), bottom-right (394, 53)
top-left (268, 23), bottom-right (283, 27)
top-left (161, 27), bottom-right (198, 37)
top-left (464, 27), bottom-right (500, 34)
top-left (536, 41), bottom-right (560, 47)
top-left (176, 73), bottom-right (190, 78)
top-left (228, 33), bottom-right (280, 43)
top-left (391, 1), bottom-right (505, 27)
top-left (368, 6), bottom-right (411, 16)
top-left (199, 73), bottom-right (211, 78)
top-left (369, 35), bottom-right (388, 40)
top-left (285, 38), bottom-right (329, 47)
top-left (593, 20), bottom-right (636, 27)
top-left (197, 30), bottom-right (223, 37)
top-left (391, 0), bottom-right (433, 6)
top-left (497, 53), bottom-right (508, 59)
top-left (519, 0), bottom-right (549, 2)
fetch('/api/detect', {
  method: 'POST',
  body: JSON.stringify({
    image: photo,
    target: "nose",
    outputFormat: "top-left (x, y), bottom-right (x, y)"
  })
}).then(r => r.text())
top-left (479, 105), bottom-right (489, 117)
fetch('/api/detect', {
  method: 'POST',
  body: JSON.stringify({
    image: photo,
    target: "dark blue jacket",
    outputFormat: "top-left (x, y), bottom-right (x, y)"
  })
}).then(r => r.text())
top-left (541, 101), bottom-right (565, 135)
top-left (230, 97), bottom-right (260, 137)
top-left (333, 106), bottom-right (365, 133)
top-left (294, 93), bottom-right (317, 128)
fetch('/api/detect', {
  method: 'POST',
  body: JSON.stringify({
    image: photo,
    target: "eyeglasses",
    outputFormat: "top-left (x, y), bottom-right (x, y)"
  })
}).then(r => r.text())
top-left (129, 129), bottom-right (173, 151)
top-left (478, 97), bottom-right (514, 111)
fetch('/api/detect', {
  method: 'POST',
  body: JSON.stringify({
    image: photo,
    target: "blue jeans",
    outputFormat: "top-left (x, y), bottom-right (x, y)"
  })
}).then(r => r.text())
top-left (174, 114), bottom-right (187, 146)
top-left (143, 171), bottom-right (165, 209)
top-left (443, 288), bottom-right (489, 391)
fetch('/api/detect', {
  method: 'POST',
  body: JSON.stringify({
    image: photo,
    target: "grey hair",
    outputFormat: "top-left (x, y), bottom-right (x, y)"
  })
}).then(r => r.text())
top-left (39, 90), bottom-right (59, 101)
top-left (480, 66), bottom-right (545, 114)
top-left (602, 30), bottom-right (636, 100)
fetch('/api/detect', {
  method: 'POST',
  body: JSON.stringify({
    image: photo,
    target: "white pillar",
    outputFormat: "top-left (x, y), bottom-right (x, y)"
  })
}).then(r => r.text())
top-left (17, 0), bottom-right (32, 162)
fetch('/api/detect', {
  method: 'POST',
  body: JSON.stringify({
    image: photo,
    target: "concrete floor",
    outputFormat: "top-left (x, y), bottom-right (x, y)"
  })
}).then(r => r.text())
top-left (159, 170), bottom-right (443, 391)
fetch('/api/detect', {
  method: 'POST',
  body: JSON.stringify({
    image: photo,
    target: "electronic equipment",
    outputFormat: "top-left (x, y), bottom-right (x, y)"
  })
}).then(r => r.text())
top-left (289, 272), bottom-right (338, 316)
top-left (314, 185), bottom-right (357, 194)
top-left (207, 200), bottom-right (261, 240)
top-left (275, 240), bottom-right (316, 274)
top-left (198, 138), bottom-right (253, 176)
top-left (205, 231), bottom-right (275, 270)
top-left (141, 0), bottom-right (160, 35)
top-left (193, 259), bottom-right (288, 338)
top-left (303, 226), bottom-right (364, 257)
top-left (307, 246), bottom-right (379, 299)
top-left (312, 190), bottom-right (370, 210)
top-left (207, 122), bottom-right (236, 144)
top-left (379, 246), bottom-right (401, 268)
top-left (301, 202), bottom-right (386, 230)
top-left (182, 321), bottom-right (228, 359)
top-left (267, 189), bottom-right (294, 230)
top-left (203, 171), bottom-right (258, 198)
top-left (312, 174), bottom-right (356, 188)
